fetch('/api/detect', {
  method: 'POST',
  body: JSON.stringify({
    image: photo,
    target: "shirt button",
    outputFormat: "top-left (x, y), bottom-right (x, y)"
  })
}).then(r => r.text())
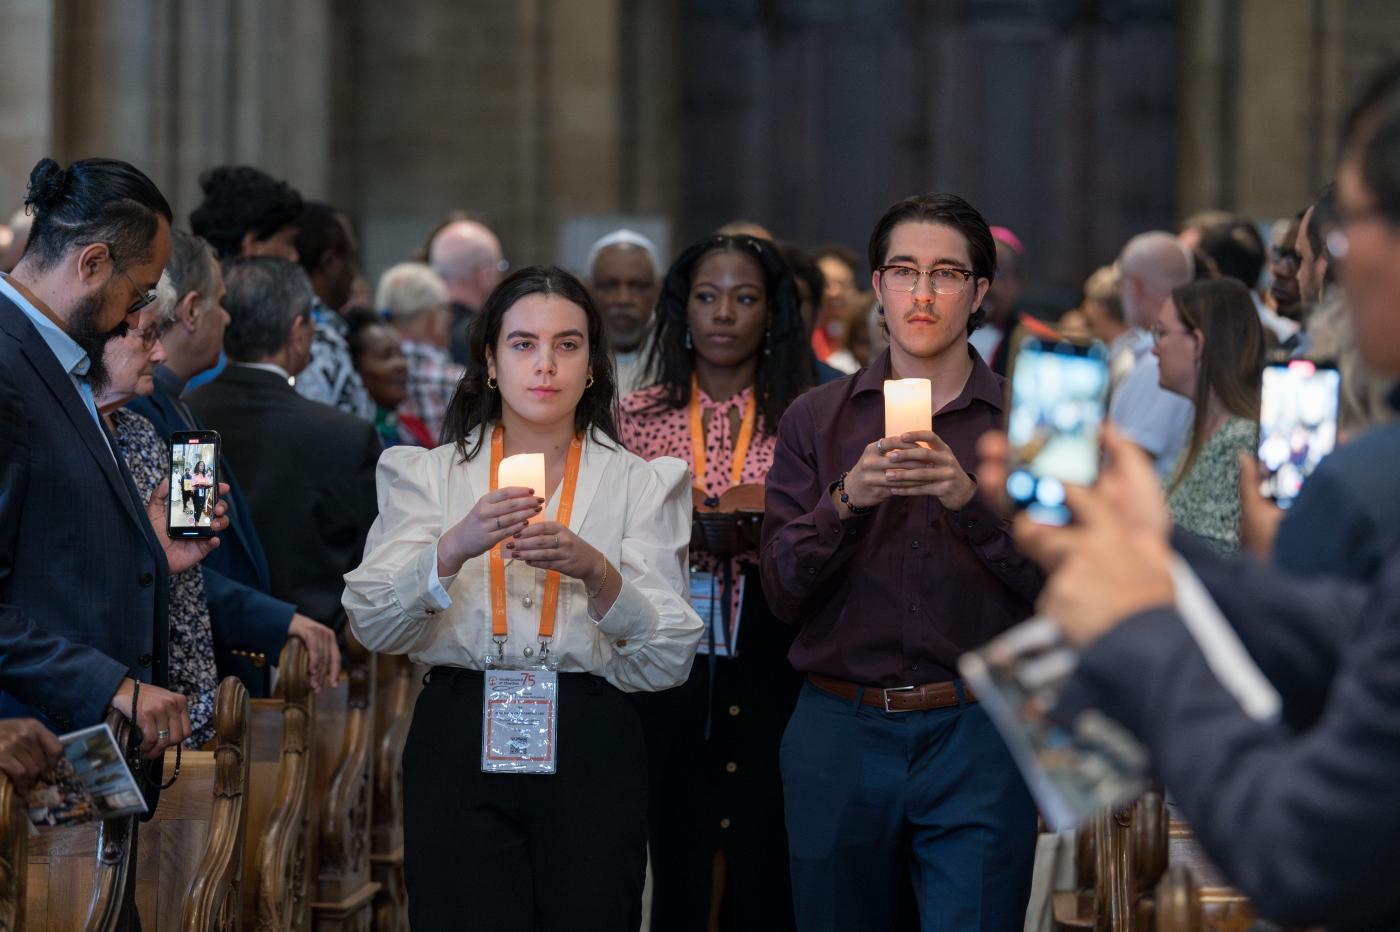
top-left (138, 653), bottom-right (153, 668)
top-left (846, 528), bottom-right (857, 537)
top-left (719, 818), bottom-right (731, 829)
top-left (999, 561), bottom-right (1011, 570)
top-left (909, 604), bottom-right (918, 613)
top-left (425, 607), bottom-right (437, 615)
top-left (725, 761), bottom-right (738, 773)
top-left (728, 705), bottom-right (740, 717)
top-left (911, 539), bottom-right (920, 549)
top-left (138, 572), bottom-right (154, 587)
top-left (807, 567), bottom-right (816, 576)
top-left (616, 639), bottom-right (628, 648)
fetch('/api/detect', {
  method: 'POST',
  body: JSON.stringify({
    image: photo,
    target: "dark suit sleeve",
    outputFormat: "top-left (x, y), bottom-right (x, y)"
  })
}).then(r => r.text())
top-left (0, 362), bottom-right (129, 722)
top-left (1173, 528), bottom-right (1366, 725)
top-left (1073, 587), bottom-right (1400, 927)
top-left (1272, 465), bottom-right (1380, 580)
top-left (200, 566), bottom-right (293, 660)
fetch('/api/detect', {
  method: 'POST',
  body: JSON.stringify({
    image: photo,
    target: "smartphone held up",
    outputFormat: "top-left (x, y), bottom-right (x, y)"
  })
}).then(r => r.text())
top-left (1004, 339), bottom-right (1109, 526)
top-left (168, 430), bottom-right (220, 539)
top-left (1257, 359), bottom-right (1340, 509)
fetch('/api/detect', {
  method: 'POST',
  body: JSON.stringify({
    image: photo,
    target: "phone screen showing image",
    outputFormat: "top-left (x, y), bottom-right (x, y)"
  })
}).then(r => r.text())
top-left (1005, 339), bottom-right (1109, 526)
top-left (168, 431), bottom-right (220, 538)
top-left (1258, 360), bottom-right (1340, 508)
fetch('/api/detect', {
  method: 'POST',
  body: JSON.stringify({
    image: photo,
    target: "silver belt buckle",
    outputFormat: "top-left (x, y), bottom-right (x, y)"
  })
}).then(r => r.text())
top-left (882, 685), bottom-right (917, 712)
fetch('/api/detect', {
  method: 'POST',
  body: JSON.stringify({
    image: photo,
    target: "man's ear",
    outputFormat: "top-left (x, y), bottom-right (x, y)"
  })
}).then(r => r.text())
top-left (175, 290), bottom-right (202, 332)
top-left (75, 242), bottom-right (113, 286)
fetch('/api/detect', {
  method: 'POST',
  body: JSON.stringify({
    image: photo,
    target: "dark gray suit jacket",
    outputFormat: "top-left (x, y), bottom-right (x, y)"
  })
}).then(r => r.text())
top-left (1066, 531), bottom-right (1398, 928)
top-left (0, 293), bottom-right (169, 730)
top-left (186, 365), bottom-right (380, 629)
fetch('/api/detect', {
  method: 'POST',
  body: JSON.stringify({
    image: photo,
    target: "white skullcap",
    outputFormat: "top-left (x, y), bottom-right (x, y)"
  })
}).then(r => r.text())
top-left (585, 229), bottom-right (662, 279)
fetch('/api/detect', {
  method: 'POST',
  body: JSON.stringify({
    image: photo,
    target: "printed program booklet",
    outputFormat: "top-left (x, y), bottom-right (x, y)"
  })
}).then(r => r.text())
top-left (959, 557), bottom-right (1282, 831)
top-left (26, 723), bottom-right (147, 827)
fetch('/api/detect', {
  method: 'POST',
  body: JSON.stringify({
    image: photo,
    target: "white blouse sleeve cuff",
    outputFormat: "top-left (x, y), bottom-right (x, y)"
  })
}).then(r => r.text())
top-left (393, 540), bottom-right (456, 620)
top-left (590, 576), bottom-right (658, 656)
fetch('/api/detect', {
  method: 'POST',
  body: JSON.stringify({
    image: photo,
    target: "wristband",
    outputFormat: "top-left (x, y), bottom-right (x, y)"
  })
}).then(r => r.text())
top-left (836, 471), bottom-right (873, 514)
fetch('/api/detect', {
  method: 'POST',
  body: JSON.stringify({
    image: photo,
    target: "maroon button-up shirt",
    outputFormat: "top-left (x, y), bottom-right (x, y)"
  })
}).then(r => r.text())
top-left (760, 347), bottom-right (1041, 687)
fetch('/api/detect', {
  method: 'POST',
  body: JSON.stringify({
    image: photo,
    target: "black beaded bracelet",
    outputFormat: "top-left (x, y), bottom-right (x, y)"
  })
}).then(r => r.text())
top-left (836, 471), bottom-right (873, 514)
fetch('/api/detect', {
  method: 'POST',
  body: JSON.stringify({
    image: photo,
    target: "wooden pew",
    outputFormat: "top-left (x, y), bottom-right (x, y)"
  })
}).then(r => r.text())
top-left (308, 634), bottom-right (379, 930)
top-left (0, 771), bottom-right (25, 928)
top-left (369, 653), bottom-right (421, 932)
top-left (26, 675), bottom-right (253, 930)
top-left (243, 636), bottom-right (316, 931)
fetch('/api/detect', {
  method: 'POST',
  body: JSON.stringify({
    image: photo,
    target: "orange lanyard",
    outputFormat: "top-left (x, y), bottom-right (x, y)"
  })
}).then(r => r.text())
top-left (488, 425), bottom-right (584, 653)
top-left (688, 375), bottom-right (756, 495)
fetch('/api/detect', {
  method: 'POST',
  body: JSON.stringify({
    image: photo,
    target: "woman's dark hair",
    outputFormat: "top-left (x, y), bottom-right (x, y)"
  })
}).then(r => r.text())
top-left (778, 243), bottom-right (825, 316)
top-left (442, 266), bottom-right (619, 459)
top-left (194, 461), bottom-right (206, 475)
top-left (189, 165), bottom-right (303, 259)
top-left (642, 234), bottom-right (811, 436)
top-left (1168, 278), bottom-right (1264, 490)
top-left (867, 193), bottom-right (997, 335)
top-left (21, 157), bottom-right (172, 272)
top-left (295, 201), bottom-right (355, 276)
top-left (343, 306), bottom-right (389, 370)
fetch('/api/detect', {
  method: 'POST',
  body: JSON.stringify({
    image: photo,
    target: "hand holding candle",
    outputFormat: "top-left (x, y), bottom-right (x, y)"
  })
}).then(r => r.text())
top-left (884, 378), bottom-right (933, 445)
top-left (498, 453), bottom-right (547, 524)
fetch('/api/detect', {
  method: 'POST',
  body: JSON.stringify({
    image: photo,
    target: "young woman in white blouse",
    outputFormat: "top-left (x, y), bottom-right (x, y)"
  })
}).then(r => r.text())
top-left (343, 266), bottom-right (702, 931)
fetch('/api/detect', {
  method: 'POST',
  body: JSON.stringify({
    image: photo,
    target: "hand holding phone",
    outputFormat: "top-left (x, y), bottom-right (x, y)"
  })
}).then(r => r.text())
top-left (168, 430), bottom-right (220, 539)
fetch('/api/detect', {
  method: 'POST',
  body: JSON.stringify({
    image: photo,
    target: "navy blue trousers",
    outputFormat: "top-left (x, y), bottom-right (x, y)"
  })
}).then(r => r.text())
top-left (780, 681), bottom-right (1037, 932)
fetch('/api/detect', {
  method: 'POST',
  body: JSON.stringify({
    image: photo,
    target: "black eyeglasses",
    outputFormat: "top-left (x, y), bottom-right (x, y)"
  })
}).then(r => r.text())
top-left (877, 265), bottom-right (976, 295)
top-left (1269, 245), bottom-right (1301, 270)
top-left (116, 266), bottom-right (158, 313)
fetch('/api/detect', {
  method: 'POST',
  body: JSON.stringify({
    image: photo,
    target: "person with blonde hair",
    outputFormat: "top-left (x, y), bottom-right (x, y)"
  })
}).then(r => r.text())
top-left (377, 261), bottom-right (463, 441)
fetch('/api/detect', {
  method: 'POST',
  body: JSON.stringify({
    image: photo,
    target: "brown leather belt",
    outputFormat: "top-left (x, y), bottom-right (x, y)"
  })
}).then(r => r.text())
top-left (808, 673), bottom-right (976, 713)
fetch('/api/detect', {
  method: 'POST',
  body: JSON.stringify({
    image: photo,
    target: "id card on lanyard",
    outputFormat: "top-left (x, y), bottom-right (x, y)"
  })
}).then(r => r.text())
top-left (481, 424), bottom-right (582, 775)
top-left (688, 376), bottom-right (755, 657)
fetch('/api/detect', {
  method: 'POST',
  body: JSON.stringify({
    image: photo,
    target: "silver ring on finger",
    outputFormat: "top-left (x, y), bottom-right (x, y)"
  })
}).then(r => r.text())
top-left (553, 534), bottom-right (560, 548)
top-left (496, 516), bottom-right (502, 530)
top-left (876, 439), bottom-right (885, 454)
top-left (157, 729), bottom-right (170, 742)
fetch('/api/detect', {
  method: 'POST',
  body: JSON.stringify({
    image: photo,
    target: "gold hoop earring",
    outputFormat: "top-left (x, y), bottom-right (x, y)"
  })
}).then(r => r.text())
top-left (586, 373), bottom-right (595, 389)
top-left (486, 376), bottom-right (497, 390)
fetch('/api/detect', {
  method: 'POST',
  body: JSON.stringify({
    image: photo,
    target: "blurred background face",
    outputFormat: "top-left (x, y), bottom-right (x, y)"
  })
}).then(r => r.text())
top-left (817, 254), bottom-right (856, 331)
top-left (247, 225), bottom-right (300, 263)
top-left (101, 304), bottom-right (168, 401)
top-left (591, 244), bottom-right (658, 353)
top-left (1337, 155), bottom-right (1400, 376)
top-left (488, 294), bottom-right (591, 426)
top-left (983, 239), bottom-right (1023, 327)
top-left (355, 322), bottom-right (409, 409)
top-left (1268, 217), bottom-right (1303, 316)
top-left (686, 249), bottom-right (768, 371)
top-left (1081, 298), bottom-right (1118, 342)
top-left (1152, 297), bottom-right (1199, 398)
top-left (191, 258), bottom-right (232, 370)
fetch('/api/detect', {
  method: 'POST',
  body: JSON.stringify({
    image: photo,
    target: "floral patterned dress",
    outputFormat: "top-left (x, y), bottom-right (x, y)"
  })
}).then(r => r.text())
top-left (112, 408), bottom-right (219, 747)
top-left (1167, 415), bottom-right (1259, 556)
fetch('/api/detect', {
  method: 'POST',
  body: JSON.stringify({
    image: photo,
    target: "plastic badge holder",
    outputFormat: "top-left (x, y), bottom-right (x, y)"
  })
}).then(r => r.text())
top-left (481, 667), bottom-right (559, 774)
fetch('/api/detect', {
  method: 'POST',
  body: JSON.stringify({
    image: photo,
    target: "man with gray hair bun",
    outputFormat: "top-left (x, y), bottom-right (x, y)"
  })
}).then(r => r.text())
top-left (586, 229), bottom-right (661, 394)
top-left (1108, 231), bottom-right (1196, 474)
top-left (187, 257), bottom-right (380, 633)
top-left (376, 261), bottom-right (463, 440)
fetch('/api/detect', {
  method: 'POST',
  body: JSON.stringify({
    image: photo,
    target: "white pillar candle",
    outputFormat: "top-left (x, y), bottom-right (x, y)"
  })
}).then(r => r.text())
top-left (497, 453), bottom-right (547, 523)
top-left (884, 378), bottom-right (933, 441)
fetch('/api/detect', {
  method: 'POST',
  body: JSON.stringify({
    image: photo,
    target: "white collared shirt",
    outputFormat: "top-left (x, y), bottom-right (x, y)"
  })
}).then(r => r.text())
top-left (342, 430), bottom-right (703, 692)
top-left (232, 361), bottom-right (294, 383)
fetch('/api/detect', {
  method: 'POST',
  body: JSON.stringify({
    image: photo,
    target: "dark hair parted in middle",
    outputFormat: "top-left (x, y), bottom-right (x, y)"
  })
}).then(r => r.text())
top-left (867, 192), bottom-right (997, 335)
top-left (642, 234), bottom-right (812, 436)
top-left (441, 265), bottom-right (620, 459)
top-left (220, 256), bottom-right (315, 362)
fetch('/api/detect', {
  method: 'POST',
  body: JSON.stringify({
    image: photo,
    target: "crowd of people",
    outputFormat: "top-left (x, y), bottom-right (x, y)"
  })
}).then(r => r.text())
top-left (3, 59), bottom-right (1400, 932)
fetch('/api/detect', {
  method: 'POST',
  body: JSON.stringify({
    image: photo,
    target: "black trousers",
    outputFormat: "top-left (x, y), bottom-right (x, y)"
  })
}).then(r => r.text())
top-left (403, 667), bottom-right (648, 931)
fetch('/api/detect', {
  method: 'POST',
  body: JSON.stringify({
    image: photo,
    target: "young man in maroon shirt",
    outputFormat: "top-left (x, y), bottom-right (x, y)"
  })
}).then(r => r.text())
top-left (761, 193), bottom-right (1040, 931)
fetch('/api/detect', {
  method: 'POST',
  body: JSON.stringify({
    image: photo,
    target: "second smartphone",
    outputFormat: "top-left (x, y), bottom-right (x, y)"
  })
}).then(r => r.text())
top-left (168, 429), bottom-right (220, 539)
